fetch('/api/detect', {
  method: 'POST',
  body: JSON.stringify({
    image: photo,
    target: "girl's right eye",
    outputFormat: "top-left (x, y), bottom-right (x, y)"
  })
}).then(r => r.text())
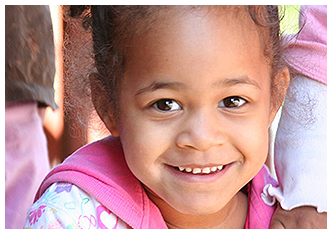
top-left (152, 99), bottom-right (181, 112)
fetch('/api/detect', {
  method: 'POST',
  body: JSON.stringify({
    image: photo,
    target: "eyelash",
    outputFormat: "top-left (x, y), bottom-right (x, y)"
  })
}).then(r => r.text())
top-left (151, 99), bottom-right (182, 112)
top-left (218, 96), bottom-right (247, 109)
top-left (150, 96), bottom-right (247, 112)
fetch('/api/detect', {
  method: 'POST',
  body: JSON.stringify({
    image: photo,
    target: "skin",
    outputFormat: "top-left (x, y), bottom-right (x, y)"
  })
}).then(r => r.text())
top-left (270, 205), bottom-right (327, 229)
top-left (94, 7), bottom-right (290, 228)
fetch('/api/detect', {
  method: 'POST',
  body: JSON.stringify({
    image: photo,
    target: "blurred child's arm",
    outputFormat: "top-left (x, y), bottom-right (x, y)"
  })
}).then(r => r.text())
top-left (270, 204), bottom-right (327, 229)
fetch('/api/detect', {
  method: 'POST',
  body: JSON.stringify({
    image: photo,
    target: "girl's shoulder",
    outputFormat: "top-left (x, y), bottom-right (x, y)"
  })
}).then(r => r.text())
top-left (24, 182), bottom-right (129, 229)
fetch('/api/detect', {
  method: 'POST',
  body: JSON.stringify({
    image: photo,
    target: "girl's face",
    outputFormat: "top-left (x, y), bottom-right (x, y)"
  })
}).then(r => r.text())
top-left (110, 8), bottom-right (277, 215)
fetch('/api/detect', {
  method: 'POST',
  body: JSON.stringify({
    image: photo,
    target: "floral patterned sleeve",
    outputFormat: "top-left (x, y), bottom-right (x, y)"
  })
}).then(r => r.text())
top-left (24, 182), bottom-right (130, 229)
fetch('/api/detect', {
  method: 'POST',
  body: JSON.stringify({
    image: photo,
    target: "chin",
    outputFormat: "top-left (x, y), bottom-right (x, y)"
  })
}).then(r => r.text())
top-left (170, 195), bottom-right (229, 215)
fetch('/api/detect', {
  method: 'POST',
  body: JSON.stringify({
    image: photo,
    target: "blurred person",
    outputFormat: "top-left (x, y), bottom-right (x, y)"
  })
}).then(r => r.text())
top-left (266, 5), bottom-right (327, 228)
top-left (5, 5), bottom-right (56, 229)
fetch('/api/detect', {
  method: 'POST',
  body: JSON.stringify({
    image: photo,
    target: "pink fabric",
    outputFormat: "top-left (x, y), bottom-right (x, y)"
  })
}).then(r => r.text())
top-left (5, 102), bottom-right (50, 229)
top-left (245, 165), bottom-right (278, 229)
top-left (35, 136), bottom-right (277, 229)
top-left (284, 5), bottom-right (327, 85)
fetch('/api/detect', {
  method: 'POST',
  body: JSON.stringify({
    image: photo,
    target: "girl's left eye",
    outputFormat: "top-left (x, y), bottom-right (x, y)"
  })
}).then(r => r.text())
top-left (218, 96), bottom-right (247, 108)
top-left (152, 99), bottom-right (181, 112)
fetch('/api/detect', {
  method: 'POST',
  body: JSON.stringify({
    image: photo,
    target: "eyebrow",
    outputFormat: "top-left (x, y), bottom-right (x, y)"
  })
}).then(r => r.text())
top-left (214, 76), bottom-right (261, 90)
top-left (135, 75), bottom-right (261, 96)
top-left (135, 81), bottom-right (186, 96)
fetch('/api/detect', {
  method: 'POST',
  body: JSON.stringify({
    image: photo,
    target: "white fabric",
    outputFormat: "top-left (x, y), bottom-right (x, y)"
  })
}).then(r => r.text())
top-left (263, 75), bottom-right (327, 213)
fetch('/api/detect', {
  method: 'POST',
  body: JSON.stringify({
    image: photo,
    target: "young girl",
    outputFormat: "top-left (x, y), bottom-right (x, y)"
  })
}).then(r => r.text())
top-left (24, 6), bottom-right (290, 229)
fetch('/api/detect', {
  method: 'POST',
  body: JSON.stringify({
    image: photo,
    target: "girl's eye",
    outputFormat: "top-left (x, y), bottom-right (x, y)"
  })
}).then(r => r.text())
top-left (152, 99), bottom-right (181, 112)
top-left (219, 96), bottom-right (247, 108)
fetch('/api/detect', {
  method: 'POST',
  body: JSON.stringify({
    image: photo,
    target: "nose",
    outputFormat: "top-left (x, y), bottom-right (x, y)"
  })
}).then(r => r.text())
top-left (176, 109), bottom-right (226, 151)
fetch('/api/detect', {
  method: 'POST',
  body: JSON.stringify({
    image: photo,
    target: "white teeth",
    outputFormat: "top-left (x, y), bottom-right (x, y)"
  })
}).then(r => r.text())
top-left (202, 167), bottom-right (211, 174)
top-left (185, 168), bottom-right (192, 172)
top-left (177, 165), bottom-right (224, 174)
top-left (192, 168), bottom-right (202, 174)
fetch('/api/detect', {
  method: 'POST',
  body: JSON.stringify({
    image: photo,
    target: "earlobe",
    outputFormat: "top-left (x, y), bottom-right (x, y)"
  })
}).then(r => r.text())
top-left (268, 67), bottom-right (290, 126)
top-left (89, 73), bottom-right (120, 137)
top-left (102, 115), bottom-right (120, 137)
top-left (268, 104), bottom-right (281, 127)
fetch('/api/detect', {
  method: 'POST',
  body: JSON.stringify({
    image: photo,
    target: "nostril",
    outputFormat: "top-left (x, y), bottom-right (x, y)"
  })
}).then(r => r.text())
top-left (176, 132), bottom-right (225, 151)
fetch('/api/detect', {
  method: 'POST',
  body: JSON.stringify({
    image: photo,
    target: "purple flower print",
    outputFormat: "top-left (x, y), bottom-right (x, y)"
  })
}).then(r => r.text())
top-left (54, 184), bottom-right (73, 194)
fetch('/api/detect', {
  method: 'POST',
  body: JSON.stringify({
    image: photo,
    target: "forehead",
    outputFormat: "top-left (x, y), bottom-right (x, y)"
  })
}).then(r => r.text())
top-left (123, 6), bottom-right (270, 90)
top-left (127, 6), bottom-right (265, 49)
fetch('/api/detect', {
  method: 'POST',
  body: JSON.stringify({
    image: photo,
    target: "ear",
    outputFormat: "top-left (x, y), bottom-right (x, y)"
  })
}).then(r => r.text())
top-left (89, 73), bottom-right (120, 137)
top-left (268, 67), bottom-right (290, 126)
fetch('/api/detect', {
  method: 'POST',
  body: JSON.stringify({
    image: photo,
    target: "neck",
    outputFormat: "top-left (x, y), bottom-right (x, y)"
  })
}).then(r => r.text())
top-left (147, 191), bottom-right (248, 229)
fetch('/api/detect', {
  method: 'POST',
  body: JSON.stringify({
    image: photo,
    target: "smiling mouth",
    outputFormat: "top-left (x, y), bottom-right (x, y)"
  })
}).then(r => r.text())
top-left (173, 165), bottom-right (224, 175)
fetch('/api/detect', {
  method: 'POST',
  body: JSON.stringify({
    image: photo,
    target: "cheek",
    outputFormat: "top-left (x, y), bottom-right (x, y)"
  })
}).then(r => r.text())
top-left (226, 121), bottom-right (269, 190)
top-left (117, 116), bottom-right (169, 181)
top-left (120, 134), bottom-right (157, 187)
top-left (228, 111), bottom-right (270, 165)
top-left (245, 128), bottom-right (269, 162)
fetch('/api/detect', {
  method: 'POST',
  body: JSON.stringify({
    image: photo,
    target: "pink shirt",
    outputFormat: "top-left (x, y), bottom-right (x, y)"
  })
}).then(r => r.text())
top-left (31, 136), bottom-right (278, 229)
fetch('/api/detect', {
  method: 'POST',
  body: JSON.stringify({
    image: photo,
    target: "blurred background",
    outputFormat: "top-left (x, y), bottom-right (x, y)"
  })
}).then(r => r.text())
top-left (43, 5), bottom-right (110, 168)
